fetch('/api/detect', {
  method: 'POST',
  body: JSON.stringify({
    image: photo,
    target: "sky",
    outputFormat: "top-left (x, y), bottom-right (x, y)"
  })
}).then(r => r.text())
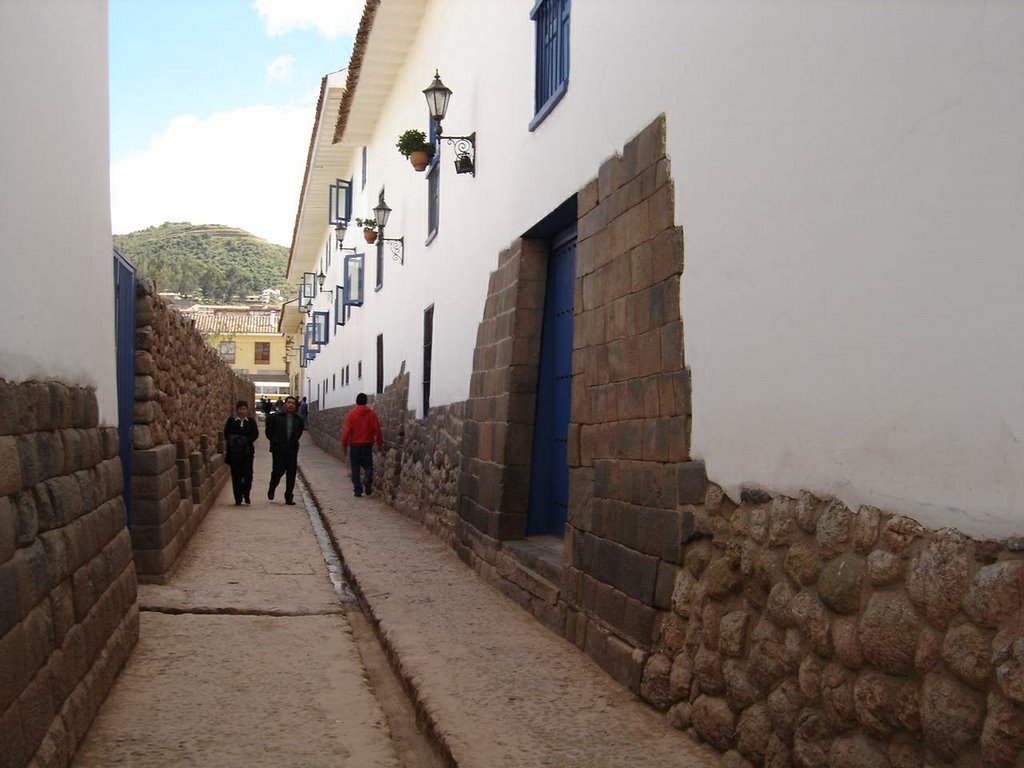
top-left (109, 0), bottom-right (363, 246)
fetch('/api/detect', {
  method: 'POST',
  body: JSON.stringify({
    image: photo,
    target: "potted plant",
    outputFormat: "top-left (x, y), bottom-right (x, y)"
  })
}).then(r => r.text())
top-left (396, 129), bottom-right (435, 172)
top-left (355, 217), bottom-right (378, 244)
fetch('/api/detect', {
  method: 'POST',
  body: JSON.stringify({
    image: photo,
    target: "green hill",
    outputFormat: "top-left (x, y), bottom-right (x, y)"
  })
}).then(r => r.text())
top-left (113, 222), bottom-right (292, 304)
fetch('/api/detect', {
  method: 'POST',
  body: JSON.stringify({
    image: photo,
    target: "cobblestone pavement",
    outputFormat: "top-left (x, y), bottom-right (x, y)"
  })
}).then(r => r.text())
top-left (299, 441), bottom-right (719, 768)
top-left (72, 448), bottom-right (400, 768)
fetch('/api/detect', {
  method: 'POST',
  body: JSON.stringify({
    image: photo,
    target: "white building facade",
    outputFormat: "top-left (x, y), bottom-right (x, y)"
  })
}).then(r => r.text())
top-left (289, 2), bottom-right (1024, 761)
top-left (1, 0), bottom-right (120, 419)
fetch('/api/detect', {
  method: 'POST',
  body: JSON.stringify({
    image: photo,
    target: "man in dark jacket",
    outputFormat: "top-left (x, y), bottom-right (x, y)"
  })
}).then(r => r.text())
top-left (224, 400), bottom-right (259, 505)
top-left (341, 393), bottom-right (383, 497)
top-left (266, 395), bottom-right (304, 505)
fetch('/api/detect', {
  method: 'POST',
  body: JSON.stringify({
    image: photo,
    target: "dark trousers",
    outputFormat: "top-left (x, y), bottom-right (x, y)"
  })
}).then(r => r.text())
top-left (269, 445), bottom-right (299, 501)
top-left (349, 444), bottom-right (374, 494)
top-left (229, 453), bottom-right (254, 503)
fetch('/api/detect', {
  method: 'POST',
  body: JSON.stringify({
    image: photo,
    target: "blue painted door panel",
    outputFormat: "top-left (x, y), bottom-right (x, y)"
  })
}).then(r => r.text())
top-left (528, 230), bottom-right (576, 536)
top-left (113, 251), bottom-right (135, 524)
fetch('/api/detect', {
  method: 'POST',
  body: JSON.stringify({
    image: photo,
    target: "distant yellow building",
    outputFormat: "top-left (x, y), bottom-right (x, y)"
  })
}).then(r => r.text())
top-left (181, 305), bottom-right (292, 400)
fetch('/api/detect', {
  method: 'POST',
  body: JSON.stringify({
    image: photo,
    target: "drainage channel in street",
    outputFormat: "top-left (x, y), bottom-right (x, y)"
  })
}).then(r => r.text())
top-left (299, 479), bottom-right (454, 768)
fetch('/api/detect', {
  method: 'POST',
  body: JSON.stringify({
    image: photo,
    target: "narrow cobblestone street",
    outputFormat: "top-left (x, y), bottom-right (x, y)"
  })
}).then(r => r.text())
top-left (71, 448), bottom-right (405, 768)
top-left (70, 439), bottom-right (719, 767)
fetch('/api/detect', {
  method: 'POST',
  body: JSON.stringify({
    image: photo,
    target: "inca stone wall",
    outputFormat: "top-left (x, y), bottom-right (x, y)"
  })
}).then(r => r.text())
top-left (649, 486), bottom-right (1024, 767)
top-left (306, 367), bottom-right (464, 547)
top-left (0, 380), bottom-right (138, 768)
top-left (131, 279), bottom-right (253, 580)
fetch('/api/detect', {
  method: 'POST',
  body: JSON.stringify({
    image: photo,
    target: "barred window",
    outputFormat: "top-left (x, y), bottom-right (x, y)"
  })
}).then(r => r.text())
top-left (530, 0), bottom-right (571, 130)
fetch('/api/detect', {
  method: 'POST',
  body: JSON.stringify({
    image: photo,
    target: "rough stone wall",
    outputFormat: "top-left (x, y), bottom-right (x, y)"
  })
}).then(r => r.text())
top-left (306, 369), bottom-right (464, 547)
top-left (0, 380), bottom-right (138, 768)
top-left (645, 486), bottom-right (1024, 768)
top-left (131, 279), bottom-right (252, 581)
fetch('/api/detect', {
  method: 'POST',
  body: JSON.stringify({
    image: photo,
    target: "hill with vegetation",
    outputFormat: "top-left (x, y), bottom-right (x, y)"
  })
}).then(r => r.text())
top-left (113, 222), bottom-right (292, 304)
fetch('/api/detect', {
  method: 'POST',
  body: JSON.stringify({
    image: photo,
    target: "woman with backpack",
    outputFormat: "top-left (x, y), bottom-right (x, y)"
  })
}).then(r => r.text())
top-left (224, 400), bottom-right (259, 505)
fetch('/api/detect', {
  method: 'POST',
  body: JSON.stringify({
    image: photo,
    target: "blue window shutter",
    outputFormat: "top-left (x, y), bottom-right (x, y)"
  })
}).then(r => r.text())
top-left (530, 0), bottom-right (570, 130)
top-left (344, 254), bottom-right (365, 307)
top-left (427, 163), bottom-right (440, 241)
top-left (328, 179), bottom-right (352, 225)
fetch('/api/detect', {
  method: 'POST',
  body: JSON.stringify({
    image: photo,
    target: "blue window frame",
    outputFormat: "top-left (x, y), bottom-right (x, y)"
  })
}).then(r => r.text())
top-left (375, 187), bottom-right (385, 291)
top-left (426, 163), bottom-right (439, 244)
top-left (299, 344), bottom-right (309, 368)
top-left (529, 0), bottom-right (571, 131)
top-left (361, 147), bottom-right (367, 190)
top-left (312, 311), bottom-right (330, 346)
top-left (344, 253), bottom-right (365, 307)
top-left (333, 285), bottom-right (351, 327)
top-left (328, 178), bottom-right (352, 227)
top-left (301, 271), bottom-right (316, 302)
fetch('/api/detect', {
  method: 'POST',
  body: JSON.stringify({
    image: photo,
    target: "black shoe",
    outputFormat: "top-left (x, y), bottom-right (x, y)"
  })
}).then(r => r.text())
top-left (244, 497), bottom-right (251, 505)
top-left (268, 487), bottom-right (275, 500)
top-left (364, 485), bottom-right (372, 496)
top-left (285, 499), bottom-right (296, 506)
top-left (234, 500), bottom-right (242, 506)
top-left (354, 490), bottom-right (362, 497)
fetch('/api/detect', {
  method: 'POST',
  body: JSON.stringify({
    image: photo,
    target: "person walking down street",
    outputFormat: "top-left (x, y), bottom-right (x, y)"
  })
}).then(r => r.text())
top-left (298, 396), bottom-right (309, 422)
top-left (266, 395), bottom-right (304, 505)
top-left (261, 397), bottom-right (272, 420)
top-left (224, 400), bottom-right (259, 505)
top-left (341, 393), bottom-right (383, 497)
top-left (275, 397), bottom-right (285, 413)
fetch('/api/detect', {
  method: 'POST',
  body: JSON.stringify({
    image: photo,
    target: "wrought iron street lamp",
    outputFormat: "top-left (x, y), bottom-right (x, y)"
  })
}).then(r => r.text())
top-left (423, 70), bottom-right (476, 176)
top-left (372, 197), bottom-right (405, 264)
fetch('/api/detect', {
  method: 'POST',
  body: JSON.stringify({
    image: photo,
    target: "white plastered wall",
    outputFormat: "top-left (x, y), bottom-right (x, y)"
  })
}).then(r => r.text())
top-left (0, 0), bottom-right (118, 424)
top-left (305, 0), bottom-right (1024, 537)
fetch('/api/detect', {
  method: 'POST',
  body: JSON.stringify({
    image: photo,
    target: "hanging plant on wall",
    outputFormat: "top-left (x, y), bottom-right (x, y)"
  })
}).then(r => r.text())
top-left (355, 217), bottom-right (378, 244)
top-left (396, 129), bottom-right (435, 172)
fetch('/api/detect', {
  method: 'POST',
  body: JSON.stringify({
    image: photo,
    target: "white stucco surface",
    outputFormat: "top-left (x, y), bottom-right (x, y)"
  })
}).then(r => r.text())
top-left (300, 1), bottom-right (1024, 536)
top-left (0, 1), bottom-right (118, 423)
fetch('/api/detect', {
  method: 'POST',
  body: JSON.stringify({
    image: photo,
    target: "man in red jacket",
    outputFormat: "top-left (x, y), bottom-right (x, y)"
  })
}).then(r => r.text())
top-left (341, 392), bottom-right (384, 497)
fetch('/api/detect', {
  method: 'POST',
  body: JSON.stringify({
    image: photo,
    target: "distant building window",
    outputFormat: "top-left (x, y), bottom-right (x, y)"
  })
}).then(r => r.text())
top-left (427, 162), bottom-right (439, 243)
top-left (219, 341), bottom-right (236, 364)
top-left (376, 334), bottom-right (384, 394)
top-left (423, 305), bottom-right (434, 415)
top-left (345, 364), bottom-right (350, 386)
top-left (254, 342), bottom-right (271, 365)
top-left (530, 0), bottom-right (571, 131)
top-left (333, 373), bottom-right (336, 391)
top-left (358, 361), bottom-right (363, 380)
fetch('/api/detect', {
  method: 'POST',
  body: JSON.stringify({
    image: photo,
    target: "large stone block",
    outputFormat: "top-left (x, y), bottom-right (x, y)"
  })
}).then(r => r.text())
top-left (0, 436), bottom-right (23, 496)
top-left (587, 534), bottom-right (659, 604)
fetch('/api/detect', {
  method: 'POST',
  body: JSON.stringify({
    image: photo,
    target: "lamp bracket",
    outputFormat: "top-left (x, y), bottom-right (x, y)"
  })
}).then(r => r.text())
top-left (381, 237), bottom-right (405, 265)
top-left (440, 132), bottom-right (476, 176)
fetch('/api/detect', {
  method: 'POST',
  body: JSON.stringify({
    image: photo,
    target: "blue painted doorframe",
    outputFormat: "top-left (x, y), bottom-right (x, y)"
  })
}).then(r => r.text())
top-left (527, 227), bottom-right (577, 536)
top-left (113, 249), bottom-right (136, 524)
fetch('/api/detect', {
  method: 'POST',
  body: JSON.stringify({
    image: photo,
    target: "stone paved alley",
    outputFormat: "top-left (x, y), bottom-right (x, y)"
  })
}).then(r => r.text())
top-left (72, 443), bottom-right (718, 767)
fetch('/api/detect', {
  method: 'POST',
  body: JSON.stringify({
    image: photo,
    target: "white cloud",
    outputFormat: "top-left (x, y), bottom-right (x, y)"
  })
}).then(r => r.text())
top-left (253, 0), bottom-right (362, 40)
top-left (111, 105), bottom-right (313, 246)
top-left (266, 54), bottom-right (295, 83)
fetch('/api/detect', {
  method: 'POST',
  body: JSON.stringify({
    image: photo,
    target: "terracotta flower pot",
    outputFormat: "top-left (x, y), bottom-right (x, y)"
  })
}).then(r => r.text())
top-left (410, 150), bottom-right (431, 172)
top-left (363, 229), bottom-right (378, 244)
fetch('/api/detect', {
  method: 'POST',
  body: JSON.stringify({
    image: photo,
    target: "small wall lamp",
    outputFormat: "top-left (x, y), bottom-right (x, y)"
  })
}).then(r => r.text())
top-left (372, 198), bottom-right (405, 264)
top-left (423, 71), bottom-right (476, 176)
top-left (335, 220), bottom-right (356, 253)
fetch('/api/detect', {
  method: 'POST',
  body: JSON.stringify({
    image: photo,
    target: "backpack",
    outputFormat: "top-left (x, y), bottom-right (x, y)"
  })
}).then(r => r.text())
top-left (226, 433), bottom-right (249, 462)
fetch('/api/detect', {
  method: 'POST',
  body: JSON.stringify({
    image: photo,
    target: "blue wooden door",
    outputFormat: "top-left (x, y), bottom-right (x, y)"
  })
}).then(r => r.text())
top-left (113, 250), bottom-right (136, 524)
top-left (528, 229), bottom-right (576, 536)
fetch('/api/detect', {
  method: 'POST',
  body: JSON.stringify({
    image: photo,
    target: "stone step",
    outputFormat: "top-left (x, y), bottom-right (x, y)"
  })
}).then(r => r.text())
top-left (503, 537), bottom-right (565, 585)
